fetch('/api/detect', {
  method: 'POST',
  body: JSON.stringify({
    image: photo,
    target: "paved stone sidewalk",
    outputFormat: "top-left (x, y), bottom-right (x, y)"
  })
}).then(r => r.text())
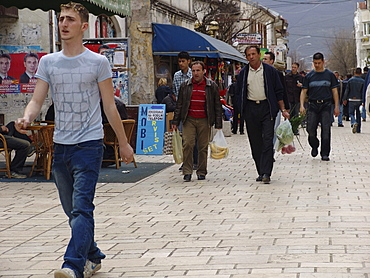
top-left (1, 120), bottom-right (370, 278)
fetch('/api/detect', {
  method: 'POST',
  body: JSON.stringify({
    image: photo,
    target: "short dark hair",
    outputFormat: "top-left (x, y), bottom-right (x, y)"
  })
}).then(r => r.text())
top-left (363, 66), bottom-right (368, 72)
top-left (98, 44), bottom-right (110, 52)
top-left (190, 60), bottom-right (206, 70)
top-left (24, 52), bottom-right (39, 62)
top-left (313, 52), bottom-right (324, 61)
top-left (292, 62), bottom-right (300, 68)
top-left (264, 51), bottom-right (275, 62)
top-left (0, 53), bottom-right (11, 60)
top-left (355, 67), bottom-right (362, 75)
top-left (245, 46), bottom-right (260, 55)
top-left (178, 51), bottom-right (191, 60)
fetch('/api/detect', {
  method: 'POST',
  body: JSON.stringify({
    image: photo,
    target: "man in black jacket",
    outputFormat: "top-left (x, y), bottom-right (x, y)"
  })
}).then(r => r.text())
top-left (236, 46), bottom-right (289, 184)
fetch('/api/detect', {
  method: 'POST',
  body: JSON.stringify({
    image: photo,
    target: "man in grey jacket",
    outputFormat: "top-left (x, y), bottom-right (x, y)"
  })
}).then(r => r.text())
top-left (172, 61), bottom-right (223, 182)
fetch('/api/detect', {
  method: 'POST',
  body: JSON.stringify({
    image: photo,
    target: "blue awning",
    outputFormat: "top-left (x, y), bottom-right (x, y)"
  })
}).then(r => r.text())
top-left (152, 23), bottom-right (247, 63)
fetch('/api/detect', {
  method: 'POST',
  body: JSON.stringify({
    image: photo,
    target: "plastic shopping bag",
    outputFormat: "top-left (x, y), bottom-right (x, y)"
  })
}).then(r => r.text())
top-left (275, 120), bottom-right (294, 152)
top-left (210, 129), bottom-right (229, 159)
top-left (172, 129), bottom-right (183, 164)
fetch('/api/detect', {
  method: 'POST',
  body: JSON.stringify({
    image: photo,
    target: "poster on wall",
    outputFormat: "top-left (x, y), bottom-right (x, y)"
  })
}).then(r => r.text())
top-left (136, 104), bottom-right (166, 155)
top-left (84, 39), bottom-right (130, 105)
top-left (0, 50), bottom-right (47, 94)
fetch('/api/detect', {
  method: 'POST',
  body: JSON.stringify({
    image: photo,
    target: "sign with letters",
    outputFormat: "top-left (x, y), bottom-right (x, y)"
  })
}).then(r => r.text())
top-left (136, 104), bottom-right (166, 155)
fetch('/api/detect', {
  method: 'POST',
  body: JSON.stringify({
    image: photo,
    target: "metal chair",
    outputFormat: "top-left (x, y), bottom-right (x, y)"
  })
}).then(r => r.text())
top-left (0, 134), bottom-right (12, 178)
top-left (103, 119), bottom-right (137, 169)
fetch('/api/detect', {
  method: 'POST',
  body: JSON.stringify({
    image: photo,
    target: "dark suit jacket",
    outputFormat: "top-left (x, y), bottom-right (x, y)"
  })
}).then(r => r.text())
top-left (20, 73), bottom-right (30, 83)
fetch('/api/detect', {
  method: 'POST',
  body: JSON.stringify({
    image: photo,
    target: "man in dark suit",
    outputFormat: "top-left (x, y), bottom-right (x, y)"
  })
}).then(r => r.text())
top-left (0, 53), bottom-right (15, 84)
top-left (20, 53), bottom-right (39, 83)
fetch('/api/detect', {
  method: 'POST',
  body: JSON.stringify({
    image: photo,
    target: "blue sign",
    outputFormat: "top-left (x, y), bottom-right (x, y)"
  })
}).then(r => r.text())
top-left (136, 104), bottom-right (166, 155)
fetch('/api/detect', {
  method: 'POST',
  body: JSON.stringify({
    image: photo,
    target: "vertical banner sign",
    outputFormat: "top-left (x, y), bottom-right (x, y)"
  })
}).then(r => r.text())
top-left (136, 104), bottom-right (166, 155)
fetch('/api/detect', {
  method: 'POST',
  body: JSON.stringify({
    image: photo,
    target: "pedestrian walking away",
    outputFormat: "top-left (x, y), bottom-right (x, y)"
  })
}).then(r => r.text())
top-left (300, 52), bottom-right (340, 162)
top-left (342, 67), bottom-right (365, 133)
top-left (236, 46), bottom-right (290, 184)
top-left (16, 2), bottom-right (134, 278)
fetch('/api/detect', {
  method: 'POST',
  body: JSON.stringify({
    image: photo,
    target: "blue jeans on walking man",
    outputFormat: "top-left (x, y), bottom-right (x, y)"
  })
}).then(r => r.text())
top-left (306, 102), bottom-right (332, 158)
top-left (349, 101), bottom-right (362, 133)
top-left (53, 139), bottom-right (106, 278)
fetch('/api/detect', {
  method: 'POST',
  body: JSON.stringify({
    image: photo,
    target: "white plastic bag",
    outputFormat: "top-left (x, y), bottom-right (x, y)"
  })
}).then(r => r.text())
top-left (210, 130), bottom-right (229, 159)
top-left (275, 120), bottom-right (294, 152)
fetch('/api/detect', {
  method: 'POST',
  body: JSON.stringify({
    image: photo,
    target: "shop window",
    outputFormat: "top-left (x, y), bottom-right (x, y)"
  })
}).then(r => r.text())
top-left (95, 15), bottom-right (115, 38)
top-left (363, 22), bottom-right (370, 36)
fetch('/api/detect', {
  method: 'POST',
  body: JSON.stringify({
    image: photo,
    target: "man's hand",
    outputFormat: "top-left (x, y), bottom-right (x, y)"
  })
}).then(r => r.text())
top-left (333, 106), bottom-right (340, 117)
top-left (300, 106), bottom-right (306, 116)
top-left (282, 110), bottom-right (290, 120)
top-left (1, 126), bottom-right (9, 133)
top-left (15, 118), bottom-right (30, 134)
top-left (343, 100), bottom-right (347, 106)
top-left (171, 124), bottom-right (177, 131)
top-left (119, 142), bottom-right (134, 165)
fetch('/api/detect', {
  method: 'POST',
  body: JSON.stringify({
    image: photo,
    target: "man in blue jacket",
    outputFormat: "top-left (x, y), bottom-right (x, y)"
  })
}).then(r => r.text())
top-left (236, 46), bottom-right (290, 184)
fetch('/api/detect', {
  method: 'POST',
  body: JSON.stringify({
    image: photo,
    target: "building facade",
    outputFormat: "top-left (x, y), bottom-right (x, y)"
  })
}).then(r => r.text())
top-left (355, 1), bottom-right (370, 68)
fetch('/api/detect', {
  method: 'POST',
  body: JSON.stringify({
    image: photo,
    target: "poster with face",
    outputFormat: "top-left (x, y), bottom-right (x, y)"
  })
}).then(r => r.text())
top-left (0, 52), bottom-right (46, 93)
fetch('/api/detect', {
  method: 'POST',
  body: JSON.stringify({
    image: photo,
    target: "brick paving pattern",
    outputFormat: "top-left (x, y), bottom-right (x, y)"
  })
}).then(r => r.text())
top-left (1, 120), bottom-right (370, 277)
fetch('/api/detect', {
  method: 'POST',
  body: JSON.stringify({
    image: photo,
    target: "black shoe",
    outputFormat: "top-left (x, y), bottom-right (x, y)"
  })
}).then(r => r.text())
top-left (179, 165), bottom-right (183, 171)
top-left (321, 156), bottom-right (330, 161)
top-left (232, 131), bottom-right (237, 134)
top-left (197, 175), bottom-right (206, 180)
top-left (338, 124), bottom-right (344, 127)
top-left (27, 146), bottom-right (36, 157)
top-left (183, 174), bottom-right (191, 182)
top-left (256, 175), bottom-right (263, 182)
top-left (262, 174), bottom-right (271, 184)
top-left (311, 148), bottom-right (318, 157)
top-left (240, 132), bottom-right (245, 135)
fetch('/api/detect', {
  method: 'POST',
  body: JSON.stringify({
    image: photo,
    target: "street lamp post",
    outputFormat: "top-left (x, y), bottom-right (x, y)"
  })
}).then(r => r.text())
top-left (294, 35), bottom-right (311, 44)
top-left (296, 43), bottom-right (312, 52)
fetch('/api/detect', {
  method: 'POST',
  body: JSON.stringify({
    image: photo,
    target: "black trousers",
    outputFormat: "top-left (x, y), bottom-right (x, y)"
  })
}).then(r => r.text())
top-left (244, 100), bottom-right (275, 176)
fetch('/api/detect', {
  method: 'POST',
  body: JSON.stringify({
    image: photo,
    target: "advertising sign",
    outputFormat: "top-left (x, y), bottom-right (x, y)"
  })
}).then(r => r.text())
top-left (0, 52), bottom-right (47, 94)
top-left (84, 39), bottom-right (130, 104)
top-left (136, 104), bottom-right (166, 155)
top-left (233, 33), bottom-right (262, 45)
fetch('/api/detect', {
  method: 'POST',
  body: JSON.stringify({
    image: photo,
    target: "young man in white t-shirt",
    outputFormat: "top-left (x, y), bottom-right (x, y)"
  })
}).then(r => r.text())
top-left (16, 2), bottom-right (134, 278)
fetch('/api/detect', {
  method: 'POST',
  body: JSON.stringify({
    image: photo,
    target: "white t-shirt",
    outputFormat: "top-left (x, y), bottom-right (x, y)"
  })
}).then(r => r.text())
top-left (36, 49), bottom-right (112, 144)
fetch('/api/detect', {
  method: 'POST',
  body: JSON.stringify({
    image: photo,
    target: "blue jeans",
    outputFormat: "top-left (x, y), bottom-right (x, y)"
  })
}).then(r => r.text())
top-left (306, 101), bottom-right (332, 157)
top-left (338, 104), bottom-right (343, 125)
top-left (53, 140), bottom-right (105, 278)
top-left (349, 101), bottom-right (362, 132)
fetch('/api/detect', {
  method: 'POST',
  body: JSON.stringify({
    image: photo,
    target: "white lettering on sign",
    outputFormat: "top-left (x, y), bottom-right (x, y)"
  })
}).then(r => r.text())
top-left (148, 109), bottom-right (164, 121)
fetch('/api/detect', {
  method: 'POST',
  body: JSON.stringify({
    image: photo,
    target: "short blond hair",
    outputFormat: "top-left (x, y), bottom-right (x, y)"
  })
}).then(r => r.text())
top-left (158, 78), bottom-right (167, 86)
top-left (60, 2), bottom-right (89, 23)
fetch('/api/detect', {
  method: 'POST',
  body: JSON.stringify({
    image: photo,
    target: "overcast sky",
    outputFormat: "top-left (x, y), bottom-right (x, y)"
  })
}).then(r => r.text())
top-left (255, 0), bottom-right (359, 61)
